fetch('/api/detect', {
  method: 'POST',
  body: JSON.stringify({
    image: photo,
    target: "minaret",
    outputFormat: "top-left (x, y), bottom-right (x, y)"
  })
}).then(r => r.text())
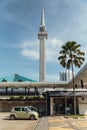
top-left (38, 8), bottom-right (48, 81)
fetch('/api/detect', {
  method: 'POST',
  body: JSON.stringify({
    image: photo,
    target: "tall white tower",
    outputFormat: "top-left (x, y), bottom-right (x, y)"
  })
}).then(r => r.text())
top-left (38, 8), bottom-right (48, 81)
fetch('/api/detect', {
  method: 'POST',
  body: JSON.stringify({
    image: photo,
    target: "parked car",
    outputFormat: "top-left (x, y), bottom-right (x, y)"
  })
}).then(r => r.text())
top-left (10, 106), bottom-right (39, 120)
top-left (27, 106), bottom-right (42, 117)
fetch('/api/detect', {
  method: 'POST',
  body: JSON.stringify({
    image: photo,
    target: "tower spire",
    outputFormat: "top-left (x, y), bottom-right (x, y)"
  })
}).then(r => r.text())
top-left (39, 8), bottom-right (46, 32)
top-left (41, 8), bottom-right (45, 26)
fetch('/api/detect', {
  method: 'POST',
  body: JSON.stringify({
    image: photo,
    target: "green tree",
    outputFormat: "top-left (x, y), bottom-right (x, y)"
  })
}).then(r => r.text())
top-left (58, 41), bottom-right (85, 115)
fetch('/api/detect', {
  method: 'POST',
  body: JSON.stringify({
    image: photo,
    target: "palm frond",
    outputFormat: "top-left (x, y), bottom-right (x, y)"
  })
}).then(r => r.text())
top-left (58, 41), bottom-right (85, 70)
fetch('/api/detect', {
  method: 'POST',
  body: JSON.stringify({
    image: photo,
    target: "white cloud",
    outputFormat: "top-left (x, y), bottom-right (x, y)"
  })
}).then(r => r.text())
top-left (20, 37), bottom-right (86, 69)
top-left (21, 40), bottom-right (39, 60)
top-left (48, 38), bottom-right (63, 47)
top-left (22, 49), bottom-right (39, 60)
top-left (20, 38), bottom-right (63, 63)
top-left (46, 38), bottom-right (63, 62)
top-left (22, 40), bottom-right (39, 47)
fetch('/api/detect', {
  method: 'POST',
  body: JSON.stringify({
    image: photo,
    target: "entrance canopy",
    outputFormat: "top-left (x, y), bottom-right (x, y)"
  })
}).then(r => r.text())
top-left (0, 81), bottom-right (67, 88)
top-left (48, 91), bottom-right (87, 97)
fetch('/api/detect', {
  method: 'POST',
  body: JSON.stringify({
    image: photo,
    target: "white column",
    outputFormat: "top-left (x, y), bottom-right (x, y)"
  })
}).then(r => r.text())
top-left (38, 8), bottom-right (48, 82)
top-left (39, 37), bottom-right (46, 81)
top-left (50, 97), bottom-right (54, 115)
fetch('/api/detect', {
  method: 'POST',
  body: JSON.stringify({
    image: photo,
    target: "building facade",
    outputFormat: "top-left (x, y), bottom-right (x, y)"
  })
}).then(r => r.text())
top-left (60, 70), bottom-right (73, 82)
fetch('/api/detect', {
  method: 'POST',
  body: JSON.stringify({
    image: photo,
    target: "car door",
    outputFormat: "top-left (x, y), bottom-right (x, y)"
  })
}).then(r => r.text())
top-left (21, 107), bottom-right (30, 119)
top-left (14, 107), bottom-right (22, 118)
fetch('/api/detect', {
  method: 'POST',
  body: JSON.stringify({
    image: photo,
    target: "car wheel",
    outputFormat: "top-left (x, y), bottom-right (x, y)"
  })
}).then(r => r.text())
top-left (30, 115), bottom-right (36, 120)
top-left (10, 115), bottom-right (16, 120)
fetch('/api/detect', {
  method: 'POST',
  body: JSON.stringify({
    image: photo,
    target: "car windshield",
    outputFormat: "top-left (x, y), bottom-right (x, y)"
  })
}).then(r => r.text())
top-left (27, 107), bottom-right (31, 112)
top-left (31, 107), bottom-right (37, 111)
top-left (27, 106), bottom-right (37, 111)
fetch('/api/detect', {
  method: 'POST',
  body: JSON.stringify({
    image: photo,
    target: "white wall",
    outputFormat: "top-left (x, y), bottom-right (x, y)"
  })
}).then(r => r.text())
top-left (78, 97), bottom-right (87, 115)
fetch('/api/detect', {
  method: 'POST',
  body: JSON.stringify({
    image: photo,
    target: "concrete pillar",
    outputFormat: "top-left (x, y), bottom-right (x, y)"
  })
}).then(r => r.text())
top-left (50, 97), bottom-right (54, 115)
top-left (46, 91), bottom-right (50, 116)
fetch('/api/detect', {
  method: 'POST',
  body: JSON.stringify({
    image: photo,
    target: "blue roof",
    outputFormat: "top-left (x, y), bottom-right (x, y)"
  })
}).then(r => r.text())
top-left (0, 74), bottom-right (37, 82)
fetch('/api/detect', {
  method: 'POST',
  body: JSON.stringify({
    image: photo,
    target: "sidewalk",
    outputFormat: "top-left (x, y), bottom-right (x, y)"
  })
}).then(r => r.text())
top-left (34, 117), bottom-right (48, 130)
top-left (34, 116), bottom-right (87, 130)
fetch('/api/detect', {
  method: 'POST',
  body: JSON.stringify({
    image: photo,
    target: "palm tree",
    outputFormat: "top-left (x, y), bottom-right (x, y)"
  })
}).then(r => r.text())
top-left (58, 41), bottom-right (85, 115)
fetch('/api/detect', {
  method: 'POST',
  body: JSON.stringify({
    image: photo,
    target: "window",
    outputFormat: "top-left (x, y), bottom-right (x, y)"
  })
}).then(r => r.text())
top-left (14, 107), bottom-right (21, 111)
top-left (22, 107), bottom-right (27, 111)
top-left (2, 79), bottom-right (7, 82)
top-left (18, 79), bottom-right (23, 82)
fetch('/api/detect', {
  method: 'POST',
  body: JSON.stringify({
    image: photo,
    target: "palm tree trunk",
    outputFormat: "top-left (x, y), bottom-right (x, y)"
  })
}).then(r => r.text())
top-left (71, 62), bottom-right (76, 115)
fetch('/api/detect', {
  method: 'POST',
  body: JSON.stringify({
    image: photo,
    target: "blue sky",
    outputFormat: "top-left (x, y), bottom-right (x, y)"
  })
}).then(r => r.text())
top-left (0, 0), bottom-right (87, 81)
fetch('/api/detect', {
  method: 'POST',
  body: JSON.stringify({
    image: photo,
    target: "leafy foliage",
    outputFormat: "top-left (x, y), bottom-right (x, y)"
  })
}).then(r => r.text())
top-left (58, 41), bottom-right (85, 69)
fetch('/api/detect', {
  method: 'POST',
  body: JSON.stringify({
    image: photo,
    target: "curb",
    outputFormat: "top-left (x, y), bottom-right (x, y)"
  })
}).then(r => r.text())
top-left (33, 118), bottom-right (41, 130)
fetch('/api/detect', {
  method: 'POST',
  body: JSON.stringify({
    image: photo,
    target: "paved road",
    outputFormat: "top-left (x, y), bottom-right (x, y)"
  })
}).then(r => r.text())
top-left (34, 116), bottom-right (87, 130)
top-left (1, 113), bottom-right (87, 130)
top-left (0, 113), bottom-right (38, 130)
